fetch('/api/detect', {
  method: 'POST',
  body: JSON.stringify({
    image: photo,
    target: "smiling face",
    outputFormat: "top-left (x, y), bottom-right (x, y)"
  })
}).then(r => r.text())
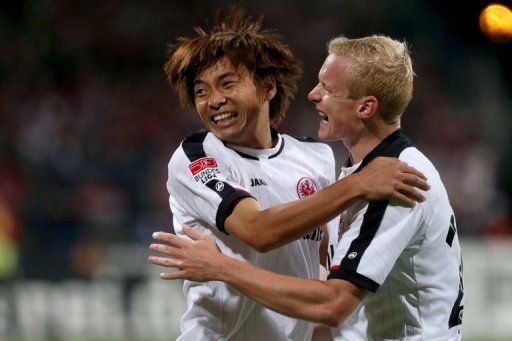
top-left (308, 54), bottom-right (365, 143)
top-left (193, 58), bottom-right (276, 148)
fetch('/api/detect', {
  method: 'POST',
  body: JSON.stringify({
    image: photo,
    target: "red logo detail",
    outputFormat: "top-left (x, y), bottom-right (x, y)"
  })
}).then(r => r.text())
top-left (189, 157), bottom-right (218, 175)
top-left (296, 177), bottom-right (318, 199)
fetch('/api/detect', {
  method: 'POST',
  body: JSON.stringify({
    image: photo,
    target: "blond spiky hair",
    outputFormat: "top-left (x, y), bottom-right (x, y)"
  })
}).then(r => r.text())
top-left (328, 35), bottom-right (414, 123)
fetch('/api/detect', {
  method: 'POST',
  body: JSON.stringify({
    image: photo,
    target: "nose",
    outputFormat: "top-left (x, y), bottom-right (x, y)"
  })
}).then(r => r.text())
top-left (209, 89), bottom-right (227, 110)
top-left (308, 84), bottom-right (321, 103)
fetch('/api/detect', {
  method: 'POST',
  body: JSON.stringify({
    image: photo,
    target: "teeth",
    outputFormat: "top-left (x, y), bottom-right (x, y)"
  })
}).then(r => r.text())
top-left (213, 112), bottom-right (237, 123)
top-left (319, 112), bottom-right (328, 121)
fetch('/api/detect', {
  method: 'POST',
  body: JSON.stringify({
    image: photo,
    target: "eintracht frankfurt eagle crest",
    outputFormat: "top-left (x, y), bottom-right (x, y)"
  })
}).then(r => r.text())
top-left (296, 177), bottom-right (318, 199)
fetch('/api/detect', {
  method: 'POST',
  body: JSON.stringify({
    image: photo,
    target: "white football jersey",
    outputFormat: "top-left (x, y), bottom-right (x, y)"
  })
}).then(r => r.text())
top-left (327, 129), bottom-right (464, 340)
top-left (168, 130), bottom-right (336, 340)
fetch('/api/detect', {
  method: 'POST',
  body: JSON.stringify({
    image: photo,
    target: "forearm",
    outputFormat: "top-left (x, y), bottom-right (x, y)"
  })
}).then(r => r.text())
top-left (150, 227), bottom-right (366, 326)
top-left (230, 174), bottom-right (363, 251)
top-left (215, 254), bottom-right (357, 327)
top-left (227, 157), bottom-right (429, 251)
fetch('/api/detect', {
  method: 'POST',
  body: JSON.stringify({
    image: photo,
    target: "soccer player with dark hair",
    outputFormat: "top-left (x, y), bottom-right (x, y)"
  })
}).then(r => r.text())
top-left (154, 9), bottom-right (429, 340)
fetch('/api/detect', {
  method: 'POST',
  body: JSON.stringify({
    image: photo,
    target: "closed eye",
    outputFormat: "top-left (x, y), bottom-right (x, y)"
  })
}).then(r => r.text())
top-left (194, 88), bottom-right (207, 97)
top-left (320, 82), bottom-right (333, 95)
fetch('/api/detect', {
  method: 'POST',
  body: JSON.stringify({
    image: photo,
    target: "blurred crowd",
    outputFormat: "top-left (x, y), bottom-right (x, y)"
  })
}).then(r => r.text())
top-left (0, 0), bottom-right (511, 281)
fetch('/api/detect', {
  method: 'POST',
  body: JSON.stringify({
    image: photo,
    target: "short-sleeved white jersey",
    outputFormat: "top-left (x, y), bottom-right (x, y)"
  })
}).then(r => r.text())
top-left (327, 129), bottom-right (464, 341)
top-left (168, 130), bottom-right (336, 340)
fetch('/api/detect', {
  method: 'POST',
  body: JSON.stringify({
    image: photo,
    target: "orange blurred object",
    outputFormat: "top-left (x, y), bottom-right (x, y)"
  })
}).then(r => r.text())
top-left (479, 3), bottom-right (512, 43)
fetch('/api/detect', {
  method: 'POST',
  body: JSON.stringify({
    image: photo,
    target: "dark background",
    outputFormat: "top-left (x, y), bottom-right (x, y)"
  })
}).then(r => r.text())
top-left (0, 0), bottom-right (510, 283)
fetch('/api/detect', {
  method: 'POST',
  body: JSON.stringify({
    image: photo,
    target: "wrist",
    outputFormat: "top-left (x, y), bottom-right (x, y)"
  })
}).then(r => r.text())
top-left (214, 254), bottom-right (236, 283)
top-left (343, 173), bottom-right (365, 201)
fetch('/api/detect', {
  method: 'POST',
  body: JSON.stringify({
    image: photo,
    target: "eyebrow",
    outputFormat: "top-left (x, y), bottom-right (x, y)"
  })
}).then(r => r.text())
top-left (194, 71), bottom-right (239, 86)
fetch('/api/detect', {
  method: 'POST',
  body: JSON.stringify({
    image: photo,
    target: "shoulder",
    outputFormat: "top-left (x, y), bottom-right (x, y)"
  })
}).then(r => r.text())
top-left (168, 131), bottom-right (238, 186)
top-left (180, 130), bottom-right (214, 162)
top-left (399, 146), bottom-right (449, 211)
top-left (399, 147), bottom-right (440, 181)
top-left (281, 134), bottom-right (335, 177)
top-left (169, 130), bottom-right (227, 167)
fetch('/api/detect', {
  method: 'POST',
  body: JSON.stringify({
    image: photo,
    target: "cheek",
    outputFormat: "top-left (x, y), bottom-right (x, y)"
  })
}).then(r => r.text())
top-left (242, 97), bottom-right (264, 116)
top-left (195, 102), bottom-right (207, 117)
top-left (195, 110), bottom-right (210, 126)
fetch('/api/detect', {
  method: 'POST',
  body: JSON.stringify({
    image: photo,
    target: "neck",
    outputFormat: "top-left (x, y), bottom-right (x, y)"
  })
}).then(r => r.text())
top-left (233, 106), bottom-right (274, 149)
top-left (237, 117), bottom-right (274, 149)
top-left (243, 105), bottom-right (275, 149)
top-left (247, 128), bottom-right (274, 149)
top-left (345, 124), bottom-right (400, 165)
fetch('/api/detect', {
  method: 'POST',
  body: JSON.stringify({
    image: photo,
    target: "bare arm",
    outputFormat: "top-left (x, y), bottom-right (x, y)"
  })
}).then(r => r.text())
top-left (225, 157), bottom-right (429, 251)
top-left (149, 227), bottom-right (367, 327)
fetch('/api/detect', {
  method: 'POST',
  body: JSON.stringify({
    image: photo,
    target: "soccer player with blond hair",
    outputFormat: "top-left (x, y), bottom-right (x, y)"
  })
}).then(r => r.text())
top-left (152, 34), bottom-right (463, 340)
top-left (153, 9), bottom-right (430, 340)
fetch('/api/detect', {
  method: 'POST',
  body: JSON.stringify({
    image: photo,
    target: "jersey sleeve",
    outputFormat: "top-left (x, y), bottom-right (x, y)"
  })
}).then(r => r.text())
top-left (167, 144), bottom-right (253, 235)
top-left (327, 200), bottom-right (424, 292)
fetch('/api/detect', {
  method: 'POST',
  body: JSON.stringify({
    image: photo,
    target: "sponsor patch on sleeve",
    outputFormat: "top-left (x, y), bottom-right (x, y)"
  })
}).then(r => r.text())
top-left (189, 157), bottom-right (218, 175)
top-left (189, 157), bottom-right (221, 183)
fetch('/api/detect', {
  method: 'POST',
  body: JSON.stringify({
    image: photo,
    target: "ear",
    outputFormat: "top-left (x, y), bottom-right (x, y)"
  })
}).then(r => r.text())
top-left (357, 96), bottom-right (378, 119)
top-left (265, 76), bottom-right (277, 101)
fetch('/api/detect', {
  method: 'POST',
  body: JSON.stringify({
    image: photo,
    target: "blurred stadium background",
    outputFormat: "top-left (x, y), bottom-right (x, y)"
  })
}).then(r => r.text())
top-left (0, 0), bottom-right (511, 340)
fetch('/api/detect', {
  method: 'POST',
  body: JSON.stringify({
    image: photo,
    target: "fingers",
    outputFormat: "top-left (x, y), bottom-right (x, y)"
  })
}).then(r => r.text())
top-left (401, 173), bottom-right (430, 192)
top-left (152, 231), bottom-right (186, 247)
top-left (401, 164), bottom-right (428, 182)
top-left (160, 271), bottom-right (186, 280)
top-left (390, 191), bottom-right (415, 207)
top-left (148, 247), bottom-right (188, 281)
top-left (396, 183), bottom-right (425, 203)
top-left (148, 255), bottom-right (181, 268)
top-left (182, 225), bottom-right (203, 240)
top-left (150, 243), bottom-right (181, 257)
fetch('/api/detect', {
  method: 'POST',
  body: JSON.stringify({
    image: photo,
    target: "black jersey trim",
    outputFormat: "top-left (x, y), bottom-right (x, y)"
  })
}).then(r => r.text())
top-left (327, 268), bottom-right (379, 292)
top-left (223, 129), bottom-right (284, 161)
top-left (333, 129), bottom-right (413, 291)
top-left (182, 130), bottom-right (209, 162)
top-left (205, 179), bottom-right (253, 234)
top-left (182, 130), bottom-right (253, 234)
top-left (354, 128), bottom-right (412, 172)
top-left (268, 138), bottom-right (285, 159)
top-left (338, 199), bottom-right (389, 279)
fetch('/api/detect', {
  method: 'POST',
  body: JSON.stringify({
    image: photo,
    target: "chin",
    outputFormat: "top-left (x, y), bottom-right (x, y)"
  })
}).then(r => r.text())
top-left (318, 130), bottom-right (334, 141)
top-left (210, 125), bottom-right (238, 139)
top-left (217, 131), bottom-right (245, 145)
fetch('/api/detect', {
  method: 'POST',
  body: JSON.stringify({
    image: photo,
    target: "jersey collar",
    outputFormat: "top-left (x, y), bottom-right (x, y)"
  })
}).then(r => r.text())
top-left (225, 129), bottom-right (284, 161)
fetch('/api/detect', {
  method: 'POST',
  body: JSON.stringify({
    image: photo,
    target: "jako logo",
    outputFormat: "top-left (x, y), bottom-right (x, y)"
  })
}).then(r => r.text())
top-left (250, 178), bottom-right (268, 187)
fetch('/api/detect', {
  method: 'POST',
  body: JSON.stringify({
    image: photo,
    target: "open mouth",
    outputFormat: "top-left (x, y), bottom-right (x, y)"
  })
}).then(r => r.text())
top-left (212, 112), bottom-right (239, 124)
top-left (319, 112), bottom-right (329, 122)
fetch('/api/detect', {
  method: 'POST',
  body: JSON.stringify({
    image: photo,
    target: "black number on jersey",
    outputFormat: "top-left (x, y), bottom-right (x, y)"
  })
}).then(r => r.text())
top-left (326, 244), bottom-right (335, 270)
top-left (449, 259), bottom-right (464, 328)
top-left (446, 214), bottom-right (464, 328)
top-left (446, 215), bottom-right (457, 247)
